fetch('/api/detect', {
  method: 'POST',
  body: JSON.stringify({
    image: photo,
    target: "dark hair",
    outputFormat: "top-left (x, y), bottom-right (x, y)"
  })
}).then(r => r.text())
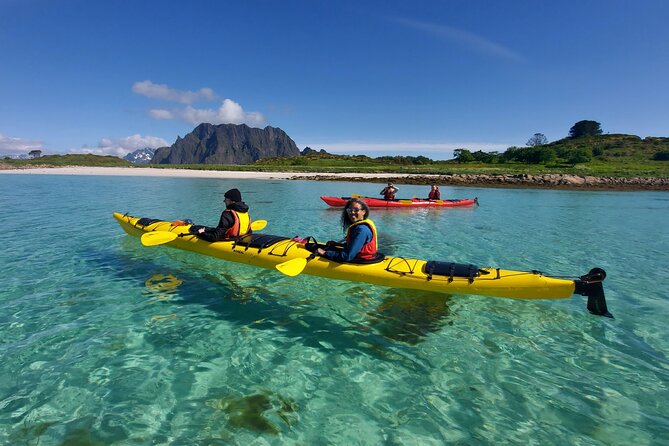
top-left (340, 198), bottom-right (370, 231)
top-left (224, 188), bottom-right (242, 202)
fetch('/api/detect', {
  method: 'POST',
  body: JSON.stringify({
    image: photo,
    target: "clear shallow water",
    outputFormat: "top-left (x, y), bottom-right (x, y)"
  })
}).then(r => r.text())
top-left (1, 173), bottom-right (668, 445)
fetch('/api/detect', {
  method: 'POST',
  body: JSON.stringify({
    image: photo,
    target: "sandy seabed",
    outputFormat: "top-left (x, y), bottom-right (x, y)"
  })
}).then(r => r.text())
top-left (0, 166), bottom-right (416, 180)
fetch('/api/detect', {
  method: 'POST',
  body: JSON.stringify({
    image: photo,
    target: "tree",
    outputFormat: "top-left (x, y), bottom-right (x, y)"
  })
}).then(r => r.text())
top-left (502, 146), bottom-right (556, 164)
top-left (471, 150), bottom-right (498, 163)
top-left (29, 149), bottom-right (42, 158)
top-left (526, 133), bottom-right (548, 147)
top-left (532, 147), bottom-right (557, 164)
top-left (501, 146), bottom-right (521, 163)
top-left (569, 120), bottom-right (602, 138)
top-left (413, 156), bottom-right (432, 165)
top-left (566, 148), bottom-right (592, 165)
top-left (453, 149), bottom-right (474, 163)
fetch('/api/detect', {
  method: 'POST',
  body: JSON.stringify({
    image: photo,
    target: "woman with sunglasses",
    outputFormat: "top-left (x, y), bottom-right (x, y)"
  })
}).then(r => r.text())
top-left (316, 198), bottom-right (379, 262)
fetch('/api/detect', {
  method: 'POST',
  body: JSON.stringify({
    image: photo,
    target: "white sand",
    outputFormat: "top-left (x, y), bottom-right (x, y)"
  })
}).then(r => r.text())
top-left (0, 166), bottom-right (426, 180)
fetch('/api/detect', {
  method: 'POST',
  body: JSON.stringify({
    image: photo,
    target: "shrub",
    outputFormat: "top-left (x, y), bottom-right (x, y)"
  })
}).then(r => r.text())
top-left (653, 151), bottom-right (669, 161)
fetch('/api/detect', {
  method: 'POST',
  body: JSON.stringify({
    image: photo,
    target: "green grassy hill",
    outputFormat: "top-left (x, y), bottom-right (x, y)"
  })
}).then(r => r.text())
top-left (546, 134), bottom-right (669, 161)
top-left (255, 134), bottom-right (669, 177)
top-left (2, 154), bottom-right (134, 167)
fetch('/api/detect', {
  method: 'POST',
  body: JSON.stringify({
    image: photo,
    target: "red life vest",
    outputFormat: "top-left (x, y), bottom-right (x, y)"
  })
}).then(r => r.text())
top-left (428, 189), bottom-right (440, 200)
top-left (345, 219), bottom-right (378, 260)
top-left (223, 210), bottom-right (251, 238)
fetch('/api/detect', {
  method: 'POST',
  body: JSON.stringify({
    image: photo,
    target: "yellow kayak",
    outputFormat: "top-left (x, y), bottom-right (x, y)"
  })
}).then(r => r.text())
top-left (113, 212), bottom-right (612, 317)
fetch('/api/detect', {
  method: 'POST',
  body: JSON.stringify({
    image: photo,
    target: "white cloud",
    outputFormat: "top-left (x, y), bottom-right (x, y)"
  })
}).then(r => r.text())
top-left (0, 132), bottom-right (43, 155)
top-left (179, 99), bottom-right (266, 126)
top-left (389, 17), bottom-right (526, 63)
top-left (134, 80), bottom-right (266, 128)
top-left (68, 134), bottom-right (169, 157)
top-left (132, 80), bottom-right (217, 104)
top-left (149, 99), bottom-right (266, 127)
top-left (149, 109), bottom-right (174, 120)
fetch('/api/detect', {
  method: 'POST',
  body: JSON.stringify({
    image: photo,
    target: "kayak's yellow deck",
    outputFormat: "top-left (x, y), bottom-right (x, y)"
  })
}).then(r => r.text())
top-left (114, 212), bottom-right (576, 300)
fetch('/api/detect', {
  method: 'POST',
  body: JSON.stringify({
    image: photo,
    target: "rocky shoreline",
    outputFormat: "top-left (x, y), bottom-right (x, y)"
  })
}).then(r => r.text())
top-left (292, 173), bottom-right (669, 191)
top-left (2, 164), bottom-right (667, 191)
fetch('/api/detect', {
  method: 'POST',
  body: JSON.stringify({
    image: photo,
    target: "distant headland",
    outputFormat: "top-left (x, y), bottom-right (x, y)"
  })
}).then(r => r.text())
top-left (2, 121), bottom-right (668, 191)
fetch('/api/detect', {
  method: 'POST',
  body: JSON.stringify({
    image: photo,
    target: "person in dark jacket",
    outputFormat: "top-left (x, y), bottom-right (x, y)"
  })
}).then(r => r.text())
top-left (189, 188), bottom-right (251, 242)
top-left (316, 198), bottom-right (379, 262)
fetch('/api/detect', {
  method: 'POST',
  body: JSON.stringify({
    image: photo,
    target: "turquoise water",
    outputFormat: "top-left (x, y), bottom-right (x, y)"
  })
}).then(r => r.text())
top-left (1, 173), bottom-right (668, 445)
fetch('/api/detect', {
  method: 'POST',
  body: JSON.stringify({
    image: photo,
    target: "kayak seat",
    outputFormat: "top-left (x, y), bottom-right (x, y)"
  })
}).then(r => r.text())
top-left (304, 238), bottom-right (385, 265)
top-left (424, 261), bottom-right (484, 283)
top-left (136, 217), bottom-right (162, 227)
top-left (233, 233), bottom-right (291, 249)
top-left (329, 252), bottom-right (386, 265)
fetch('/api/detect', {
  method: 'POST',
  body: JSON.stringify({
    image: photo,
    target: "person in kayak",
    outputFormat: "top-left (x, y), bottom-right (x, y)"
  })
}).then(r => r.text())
top-left (316, 198), bottom-right (378, 262)
top-left (379, 182), bottom-right (398, 200)
top-left (428, 185), bottom-right (441, 200)
top-left (189, 188), bottom-right (251, 242)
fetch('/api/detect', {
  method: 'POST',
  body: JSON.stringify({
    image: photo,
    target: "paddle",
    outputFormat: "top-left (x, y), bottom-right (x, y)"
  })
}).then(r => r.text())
top-left (251, 220), bottom-right (268, 230)
top-left (141, 220), bottom-right (268, 246)
top-left (275, 257), bottom-right (308, 276)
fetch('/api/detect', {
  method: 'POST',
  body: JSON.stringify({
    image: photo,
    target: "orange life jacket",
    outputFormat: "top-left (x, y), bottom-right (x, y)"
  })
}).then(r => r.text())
top-left (223, 210), bottom-right (251, 238)
top-left (345, 219), bottom-right (378, 260)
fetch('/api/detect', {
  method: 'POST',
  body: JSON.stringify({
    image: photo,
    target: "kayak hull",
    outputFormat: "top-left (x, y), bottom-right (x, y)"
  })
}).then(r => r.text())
top-left (320, 196), bottom-right (478, 208)
top-left (114, 212), bottom-right (589, 302)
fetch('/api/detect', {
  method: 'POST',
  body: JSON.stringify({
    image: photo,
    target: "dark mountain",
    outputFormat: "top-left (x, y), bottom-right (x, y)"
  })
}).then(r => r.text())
top-left (301, 146), bottom-right (330, 156)
top-left (123, 147), bottom-right (156, 164)
top-left (151, 123), bottom-right (301, 164)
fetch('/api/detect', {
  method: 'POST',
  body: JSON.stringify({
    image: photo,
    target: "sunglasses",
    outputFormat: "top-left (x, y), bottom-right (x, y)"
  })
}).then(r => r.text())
top-left (346, 207), bottom-right (364, 214)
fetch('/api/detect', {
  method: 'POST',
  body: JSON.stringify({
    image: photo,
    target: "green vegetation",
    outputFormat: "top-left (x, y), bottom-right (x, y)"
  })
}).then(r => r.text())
top-left (141, 141), bottom-right (668, 177)
top-left (2, 154), bottom-right (133, 167)
top-left (250, 134), bottom-right (669, 178)
top-left (569, 120), bottom-right (603, 138)
top-left (449, 133), bottom-right (669, 177)
top-left (3, 129), bottom-right (668, 179)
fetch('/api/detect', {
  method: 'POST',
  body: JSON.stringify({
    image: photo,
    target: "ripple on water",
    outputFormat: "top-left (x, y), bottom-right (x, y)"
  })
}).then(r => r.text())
top-left (1, 176), bottom-right (668, 444)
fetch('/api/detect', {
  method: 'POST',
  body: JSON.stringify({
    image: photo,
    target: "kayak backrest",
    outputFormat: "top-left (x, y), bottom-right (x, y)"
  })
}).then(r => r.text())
top-left (136, 217), bottom-right (162, 227)
top-left (234, 233), bottom-right (291, 249)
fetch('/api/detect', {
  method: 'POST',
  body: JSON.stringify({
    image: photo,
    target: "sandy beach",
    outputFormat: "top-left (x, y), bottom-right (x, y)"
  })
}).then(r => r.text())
top-left (2, 165), bottom-right (667, 190)
top-left (0, 166), bottom-right (417, 180)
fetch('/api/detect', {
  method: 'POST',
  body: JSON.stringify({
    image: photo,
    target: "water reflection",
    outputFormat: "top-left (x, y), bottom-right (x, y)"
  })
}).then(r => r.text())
top-left (368, 289), bottom-right (453, 344)
top-left (206, 390), bottom-right (297, 435)
top-left (87, 240), bottom-right (430, 366)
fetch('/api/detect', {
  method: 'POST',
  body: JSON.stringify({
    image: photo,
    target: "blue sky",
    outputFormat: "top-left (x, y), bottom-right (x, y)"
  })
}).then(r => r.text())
top-left (1, 0), bottom-right (668, 160)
